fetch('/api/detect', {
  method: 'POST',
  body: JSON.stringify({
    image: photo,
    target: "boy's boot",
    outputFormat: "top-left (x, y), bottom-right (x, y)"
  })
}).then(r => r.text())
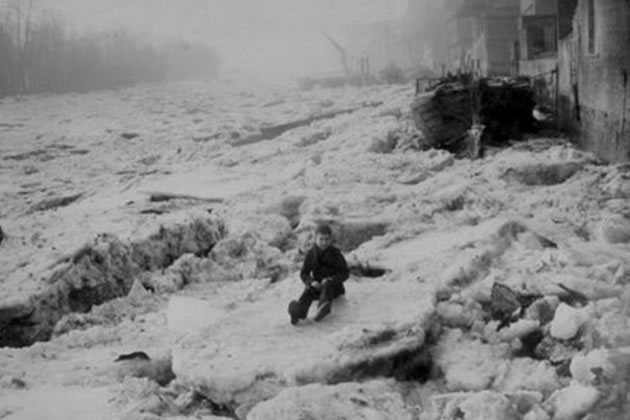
top-left (288, 300), bottom-right (301, 325)
top-left (313, 300), bottom-right (331, 322)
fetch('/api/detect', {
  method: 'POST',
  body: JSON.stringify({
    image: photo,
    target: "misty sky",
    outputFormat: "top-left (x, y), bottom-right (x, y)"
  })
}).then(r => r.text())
top-left (37, 0), bottom-right (407, 79)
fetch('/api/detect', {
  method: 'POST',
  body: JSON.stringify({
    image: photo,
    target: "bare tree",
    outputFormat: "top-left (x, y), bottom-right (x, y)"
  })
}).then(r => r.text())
top-left (0, 24), bottom-right (14, 94)
top-left (0, 0), bottom-right (219, 97)
top-left (6, 0), bottom-right (35, 92)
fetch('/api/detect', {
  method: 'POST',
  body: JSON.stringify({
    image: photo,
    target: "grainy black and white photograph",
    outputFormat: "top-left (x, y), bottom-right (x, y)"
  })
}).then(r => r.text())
top-left (1, 0), bottom-right (629, 419)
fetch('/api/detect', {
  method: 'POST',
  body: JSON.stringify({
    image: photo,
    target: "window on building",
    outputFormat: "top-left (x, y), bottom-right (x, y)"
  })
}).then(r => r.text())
top-left (587, 0), bottom-right (595, 54)
top-left (531, 26), bottom-right (546, 54)
top-left (525, 18), bottom-right (557, 58)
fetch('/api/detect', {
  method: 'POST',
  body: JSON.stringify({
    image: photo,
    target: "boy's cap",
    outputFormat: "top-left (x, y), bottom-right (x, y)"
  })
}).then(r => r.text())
top-left (315, 223), bottom-right (333, 236)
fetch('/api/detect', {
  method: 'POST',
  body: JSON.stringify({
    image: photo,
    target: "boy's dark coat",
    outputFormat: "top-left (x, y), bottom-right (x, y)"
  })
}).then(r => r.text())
top-left (300, 244), bottom-right (349, 297)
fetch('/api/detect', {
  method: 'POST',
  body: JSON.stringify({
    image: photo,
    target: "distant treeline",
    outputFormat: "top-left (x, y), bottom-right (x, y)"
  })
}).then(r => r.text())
top-left (0, 16), bottom-right (220, 97)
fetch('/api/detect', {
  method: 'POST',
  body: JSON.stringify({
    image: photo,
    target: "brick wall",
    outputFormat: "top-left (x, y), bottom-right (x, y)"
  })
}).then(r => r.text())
top-left (557, 34), bottom-right (578, 136)
top-left (574, 0), bottom-right (630, 162)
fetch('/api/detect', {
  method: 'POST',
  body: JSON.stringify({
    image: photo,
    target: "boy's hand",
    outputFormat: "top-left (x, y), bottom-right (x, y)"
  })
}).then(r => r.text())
top-left (310, 281), bottom-right (322, 290)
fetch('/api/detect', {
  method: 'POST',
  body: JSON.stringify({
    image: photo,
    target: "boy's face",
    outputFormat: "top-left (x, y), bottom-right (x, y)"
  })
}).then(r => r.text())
top-left (315, 232), bottom-right (332, 250)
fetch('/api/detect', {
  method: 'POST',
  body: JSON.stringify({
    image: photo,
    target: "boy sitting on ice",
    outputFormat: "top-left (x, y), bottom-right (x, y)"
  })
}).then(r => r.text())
top-left (288, 223), bottom-right (349, 325)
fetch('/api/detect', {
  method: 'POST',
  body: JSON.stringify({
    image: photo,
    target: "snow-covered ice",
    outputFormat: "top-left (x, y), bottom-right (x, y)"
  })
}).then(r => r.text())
top-left (1, 80), bottom-right (630, 419)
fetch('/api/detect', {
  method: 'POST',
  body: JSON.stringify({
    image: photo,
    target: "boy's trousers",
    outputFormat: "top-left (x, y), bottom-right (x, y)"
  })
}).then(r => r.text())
top-left (292, 281), bottom-right (345, 320)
